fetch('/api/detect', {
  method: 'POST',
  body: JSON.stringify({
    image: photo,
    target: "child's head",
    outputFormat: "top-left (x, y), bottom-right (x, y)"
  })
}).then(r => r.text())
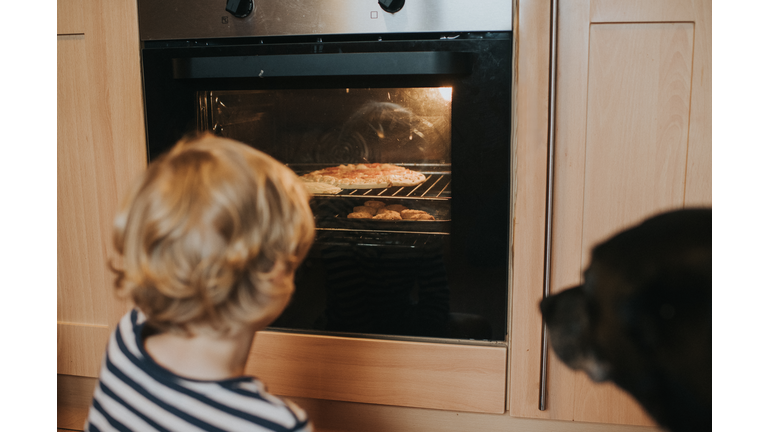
top-left (112, 133), bottom-right (315, 336)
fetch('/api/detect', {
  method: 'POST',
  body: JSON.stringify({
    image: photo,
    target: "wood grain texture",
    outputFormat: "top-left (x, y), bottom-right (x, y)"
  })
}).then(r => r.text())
top-left (507, 0), bottom-right (552, 419)
top-left (547, 0), bottom-right (592, 423)
top-left (57, 323), bottom-right (110, 377)
top-left (57, 0), bottom-right (146, 377)
top-left (297, 395), bottom-right (662, 432)
top-left (544, 0), bottom-right (711, 427)
top-left (57, 34), bottom-right (117, 327)
top-left (589, 1), bottom-right (713, 208)
top-left (591, 0), bottom-right (696, 23)
top-left (58, 375), bottom-right (97, 430)
top-left (683, 1), bottom-right (712, 206)
top-left (58, 0), bottom-right (85, 34)
top-left (247, 332), bottom-right (507, 413)
top-left (57, 374), bottom-right (662, 432)
top-left (582, 22), bottom-right (694, 254)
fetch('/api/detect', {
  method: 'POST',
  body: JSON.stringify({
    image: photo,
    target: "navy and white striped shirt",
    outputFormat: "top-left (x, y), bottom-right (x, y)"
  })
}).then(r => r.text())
top-left (85, 309), bottom-right (313, 432)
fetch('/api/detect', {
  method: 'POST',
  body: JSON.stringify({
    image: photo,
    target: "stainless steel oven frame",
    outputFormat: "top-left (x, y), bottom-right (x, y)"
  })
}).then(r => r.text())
top-left (138, 0), bottom-right (512, 41)
top-left (138, 0), bottom-right (513, 342)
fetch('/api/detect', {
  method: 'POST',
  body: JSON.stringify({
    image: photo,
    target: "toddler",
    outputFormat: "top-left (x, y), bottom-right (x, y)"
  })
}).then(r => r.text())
top-left (85, 133), bottom-right (316, 431)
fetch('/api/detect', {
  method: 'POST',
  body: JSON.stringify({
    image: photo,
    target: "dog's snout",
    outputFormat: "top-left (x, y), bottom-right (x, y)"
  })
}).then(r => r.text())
top-left (540, 285), bottom-right (584, 321)
top-left (540, 294), bottom-right (552, 315)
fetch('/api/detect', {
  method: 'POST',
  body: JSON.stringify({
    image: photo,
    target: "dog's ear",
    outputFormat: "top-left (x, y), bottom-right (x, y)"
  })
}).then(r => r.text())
top-left (592, 208), bottom-right (712, 350)
top-left (621, 267), bottom-right (711, 350)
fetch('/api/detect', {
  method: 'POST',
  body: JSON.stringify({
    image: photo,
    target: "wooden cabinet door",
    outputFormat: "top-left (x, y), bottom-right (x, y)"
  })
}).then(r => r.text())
top-left (549, 0), bottom-right (711, 425)
top-left (57, 0), bottom-right (146, 378)
top-left (510, 0), bottom-right (710, 426)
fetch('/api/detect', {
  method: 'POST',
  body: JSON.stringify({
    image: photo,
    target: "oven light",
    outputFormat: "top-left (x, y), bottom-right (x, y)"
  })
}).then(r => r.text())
top-left (438, 87), bottom-right (453, 102)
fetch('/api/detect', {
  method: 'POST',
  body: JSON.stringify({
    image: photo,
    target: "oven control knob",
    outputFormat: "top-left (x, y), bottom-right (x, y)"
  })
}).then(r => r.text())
top-left (379, 0), bottom-right (405, 14)
top-left (226, 0), bottom-right (253, 18)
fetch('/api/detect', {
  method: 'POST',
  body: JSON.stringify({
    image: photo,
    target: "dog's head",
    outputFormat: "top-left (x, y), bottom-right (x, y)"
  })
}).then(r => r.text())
top-left (540, 208), bottom-right (711, 432)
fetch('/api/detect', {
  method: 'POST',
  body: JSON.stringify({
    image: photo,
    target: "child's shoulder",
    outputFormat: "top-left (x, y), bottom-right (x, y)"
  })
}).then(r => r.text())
top-left (201, 378), bottom-right (313, 431)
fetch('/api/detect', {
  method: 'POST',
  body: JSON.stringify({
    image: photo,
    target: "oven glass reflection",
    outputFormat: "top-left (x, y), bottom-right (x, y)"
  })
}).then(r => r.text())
top-left (199, 87), bottom-right (501, 341)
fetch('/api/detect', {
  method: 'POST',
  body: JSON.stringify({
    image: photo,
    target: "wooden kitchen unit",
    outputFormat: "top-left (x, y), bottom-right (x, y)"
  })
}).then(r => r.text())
top-left (510, 0), bottom-right (710, 425)
top-left (57, 1), bottom-right (709, 431)
top-left (57, 0), bottom-right (145, 379)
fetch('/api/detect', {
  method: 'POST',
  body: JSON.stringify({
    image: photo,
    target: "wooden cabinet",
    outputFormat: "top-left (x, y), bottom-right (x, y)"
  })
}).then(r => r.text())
top-left (509, 0), bottom-right (711, 426)
top-left (57, 1), bottom-right (146, 428)
top-left (58, 0), bottom-right (708, 430)
top-left (57, 0), bottom-right (146, 378)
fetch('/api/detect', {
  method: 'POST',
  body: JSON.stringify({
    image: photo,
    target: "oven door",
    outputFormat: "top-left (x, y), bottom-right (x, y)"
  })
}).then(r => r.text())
top-left (142, 34), bottom-right (511, 343)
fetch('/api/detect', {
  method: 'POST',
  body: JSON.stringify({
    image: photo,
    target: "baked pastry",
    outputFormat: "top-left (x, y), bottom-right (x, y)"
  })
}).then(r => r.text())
top-left (385, 204), bottom-right (407, 212)
top-left (353, 206), bottom-right (377, 216)
top-left (347, 212), bottom-right (372, 219)
top-left (372, 210), bottom-right (402, 220)
top-left (400, 209), bottom-right (434, 220)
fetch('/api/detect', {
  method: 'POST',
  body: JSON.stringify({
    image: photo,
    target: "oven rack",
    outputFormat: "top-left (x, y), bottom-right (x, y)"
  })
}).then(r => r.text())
top-left (314, 229), bottom-right (448, 248)
top-left (310, 173), bottom-right (451, 200)
top-left (291, 163), bottom-right (452, 200)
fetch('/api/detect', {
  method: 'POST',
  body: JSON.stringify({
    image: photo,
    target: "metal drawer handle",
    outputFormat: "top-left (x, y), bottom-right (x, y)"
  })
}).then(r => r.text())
top-left (539, 0), bottom-right (559, 411)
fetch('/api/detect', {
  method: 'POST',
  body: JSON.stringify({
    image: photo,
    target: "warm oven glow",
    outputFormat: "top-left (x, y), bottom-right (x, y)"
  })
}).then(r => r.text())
top-left (438, 87), bottom-right (453, 102)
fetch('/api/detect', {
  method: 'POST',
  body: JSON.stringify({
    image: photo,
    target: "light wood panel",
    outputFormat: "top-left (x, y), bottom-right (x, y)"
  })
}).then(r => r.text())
top-left (58, 374), bottom-right (662, 432)
top-left (591, 0), bottom-right (696, 22)
top-left (541, 0), bottom-right (712, 427)
top-left (590, 0), bottom-right (712, 207)
top-left (546, 0), bottom-right (591, 422)
top-left (58, 375), bottom-right (98, 431)
top-left (57, 34), bottom-right (117, 327)
top-left (57, 0), bottom-right (147, 378)
top-left (247, 332), bottom-right (507, 413)
top-left (58, 0), bottom-right (85, 34)
top-left (582, 22), bottom-right (694, 255)
top-left (57, 323), bottom-right (111, 377)
top-left (682, 1), bottom-right (712, 207)
top-left (297, 396), bottom-right (662, 432)
top-left (507, 0), bottom-right (552, 418)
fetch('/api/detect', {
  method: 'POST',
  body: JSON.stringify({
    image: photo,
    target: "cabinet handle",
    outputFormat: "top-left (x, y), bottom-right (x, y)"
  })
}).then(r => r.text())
top-left (539, 0), bottom-right (559, 412)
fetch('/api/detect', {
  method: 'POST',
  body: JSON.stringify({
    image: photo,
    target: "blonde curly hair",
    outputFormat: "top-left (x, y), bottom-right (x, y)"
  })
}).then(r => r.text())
top-left (111, 133), bottom-right (315, 336)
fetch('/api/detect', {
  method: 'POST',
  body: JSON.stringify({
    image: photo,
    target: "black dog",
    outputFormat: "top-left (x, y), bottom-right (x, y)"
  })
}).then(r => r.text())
top-left (540, 208), bottom-right (711, 432)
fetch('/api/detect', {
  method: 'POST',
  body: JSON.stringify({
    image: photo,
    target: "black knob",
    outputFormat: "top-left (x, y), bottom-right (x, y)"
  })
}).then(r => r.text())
top-left (226, 0), bottom-right (253, 18)
top-left (379, 0), bottom-right (405, 13)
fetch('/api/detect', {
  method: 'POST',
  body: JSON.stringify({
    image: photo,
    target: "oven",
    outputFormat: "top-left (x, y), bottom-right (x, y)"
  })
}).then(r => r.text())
top-left (138, 0), bottom-right (513, 343)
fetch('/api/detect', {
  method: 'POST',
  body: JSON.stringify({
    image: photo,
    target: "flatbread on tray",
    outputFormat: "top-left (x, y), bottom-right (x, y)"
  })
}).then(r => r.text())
top-left (300, 179), bottom-right (342, 195)
top-left (300, 163), bottom-right (426, 189)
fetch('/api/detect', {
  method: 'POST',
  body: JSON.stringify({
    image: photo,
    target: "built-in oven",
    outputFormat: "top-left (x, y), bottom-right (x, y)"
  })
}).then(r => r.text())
top-left (138, 0), bottom-right (512, 343)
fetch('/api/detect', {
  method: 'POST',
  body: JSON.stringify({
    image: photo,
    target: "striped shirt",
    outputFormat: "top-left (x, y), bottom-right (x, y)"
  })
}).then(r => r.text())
top-left (85, 309), bottom-right (313, 432)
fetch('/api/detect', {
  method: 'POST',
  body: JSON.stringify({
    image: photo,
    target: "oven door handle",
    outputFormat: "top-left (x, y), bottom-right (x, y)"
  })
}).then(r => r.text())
top-left (172, 52), bottom-right (473, 79)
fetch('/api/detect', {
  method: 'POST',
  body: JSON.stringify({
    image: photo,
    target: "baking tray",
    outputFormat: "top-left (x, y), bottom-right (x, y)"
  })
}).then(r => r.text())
top-left (311, 194), bottom-right (451, 233)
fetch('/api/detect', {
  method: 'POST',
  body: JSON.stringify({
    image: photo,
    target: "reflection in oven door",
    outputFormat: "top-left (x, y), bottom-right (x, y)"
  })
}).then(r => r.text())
top-left (202, 87), bottom-right (468, 339)
top-left (203, 88), bottom-right (451, 165)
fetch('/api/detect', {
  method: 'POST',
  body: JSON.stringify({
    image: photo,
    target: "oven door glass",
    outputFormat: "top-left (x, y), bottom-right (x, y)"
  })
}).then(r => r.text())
top-left (142, 35), bottom-right (511, 342)
top-left (204, 87), bottom-right (456, 339)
